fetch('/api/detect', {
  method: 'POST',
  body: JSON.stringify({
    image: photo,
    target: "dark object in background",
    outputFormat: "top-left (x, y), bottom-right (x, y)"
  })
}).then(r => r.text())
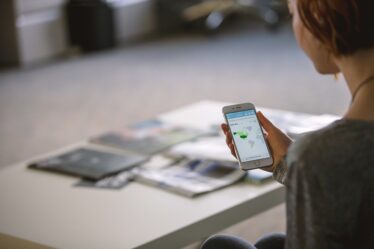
top-left (157, 0), bottom-right (205, 32)
top-left (65, 0), bottom-right (115, 52)
top-left (156, 0), bottom-right (288, 33)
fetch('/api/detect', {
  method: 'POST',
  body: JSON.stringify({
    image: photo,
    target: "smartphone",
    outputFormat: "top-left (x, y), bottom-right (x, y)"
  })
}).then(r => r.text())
top-left (222, 103), bottom-right (273, 170)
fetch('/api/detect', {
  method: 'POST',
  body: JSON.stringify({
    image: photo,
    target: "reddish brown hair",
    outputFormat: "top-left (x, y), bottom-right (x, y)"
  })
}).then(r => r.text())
top-left (297, 0), bottom-right (374, 56)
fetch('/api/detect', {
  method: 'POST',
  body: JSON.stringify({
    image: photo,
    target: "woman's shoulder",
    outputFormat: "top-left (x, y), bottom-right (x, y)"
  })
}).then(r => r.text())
top-left (286, 118), bottom-right (374, 173)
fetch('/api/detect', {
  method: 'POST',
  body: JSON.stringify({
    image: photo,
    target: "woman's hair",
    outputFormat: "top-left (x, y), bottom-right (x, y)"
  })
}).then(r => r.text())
top-left (297, 0), bottom-right (374, 56)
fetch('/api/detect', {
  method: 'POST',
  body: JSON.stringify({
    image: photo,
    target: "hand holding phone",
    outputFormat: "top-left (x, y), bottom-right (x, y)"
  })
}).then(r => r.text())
top-left (223, 103), bottom-right (273, 170)
top-left (222, 104), bottom-right (292, 171)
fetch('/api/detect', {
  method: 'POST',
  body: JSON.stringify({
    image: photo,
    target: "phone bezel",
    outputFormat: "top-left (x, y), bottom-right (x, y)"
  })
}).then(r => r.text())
top-left (222, 103), bottom-right (273, 170)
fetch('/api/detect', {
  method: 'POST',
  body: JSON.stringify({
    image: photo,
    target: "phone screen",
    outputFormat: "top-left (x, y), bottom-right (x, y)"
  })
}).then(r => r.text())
top-left (225, 110), bottom-right (270, 162)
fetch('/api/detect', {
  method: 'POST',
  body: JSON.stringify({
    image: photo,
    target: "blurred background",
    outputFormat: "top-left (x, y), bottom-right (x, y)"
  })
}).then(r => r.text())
top-left (0, 0), bottom-right (350, 246)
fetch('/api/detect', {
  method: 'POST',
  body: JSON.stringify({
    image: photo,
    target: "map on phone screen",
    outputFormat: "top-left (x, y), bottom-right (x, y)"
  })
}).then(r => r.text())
top-left (226, 110), bottom-right (270, 162)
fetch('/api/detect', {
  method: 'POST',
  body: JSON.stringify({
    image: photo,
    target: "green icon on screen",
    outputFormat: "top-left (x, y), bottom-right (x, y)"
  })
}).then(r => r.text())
top-left (233, 131), bottom-right (248, 139)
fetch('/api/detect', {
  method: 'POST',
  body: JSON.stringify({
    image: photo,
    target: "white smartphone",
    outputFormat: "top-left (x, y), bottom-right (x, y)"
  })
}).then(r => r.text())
top-left (222, 103), bottom-right (273, 170)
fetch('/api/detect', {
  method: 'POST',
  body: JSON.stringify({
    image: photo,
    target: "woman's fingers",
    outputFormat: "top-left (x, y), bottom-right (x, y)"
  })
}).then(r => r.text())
top-left (225, 129), bottom-right (231, 139)
top-left (229, 143), bottom-right (237, 158)
top-left (221, 123), bottom-right (229, 134)
top-left (222, 123), bottom-right (232, 144)
top-left (221, 123), bottom-right (236, 158)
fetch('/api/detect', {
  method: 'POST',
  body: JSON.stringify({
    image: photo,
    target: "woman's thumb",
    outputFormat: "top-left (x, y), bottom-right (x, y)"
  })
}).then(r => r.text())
top-left (257, 111), bottom-right (275, 132)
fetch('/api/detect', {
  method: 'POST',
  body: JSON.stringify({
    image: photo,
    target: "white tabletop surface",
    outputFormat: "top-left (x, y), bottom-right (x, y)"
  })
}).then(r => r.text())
top-left (0, 101), bottom-right (287, 249)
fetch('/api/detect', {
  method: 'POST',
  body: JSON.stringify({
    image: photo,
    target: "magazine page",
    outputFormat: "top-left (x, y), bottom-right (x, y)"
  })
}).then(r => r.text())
top-left (135, 159), bottom-right (246, 197)
top-left (74, 154), bottom-right (183, 189)
top-left (90, 119), bottom-right (211, 155)
top-left (259, 108), bottom-right (340, 138)
top-left (168, 136), bottom-right (235, 162)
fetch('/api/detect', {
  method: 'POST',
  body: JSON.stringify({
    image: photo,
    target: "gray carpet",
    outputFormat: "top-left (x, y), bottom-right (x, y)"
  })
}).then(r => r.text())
top-left (0, 22), bottom-right (350, 248)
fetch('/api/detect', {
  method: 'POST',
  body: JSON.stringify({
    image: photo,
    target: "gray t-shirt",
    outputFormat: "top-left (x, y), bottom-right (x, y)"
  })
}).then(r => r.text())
top-left (273, 119), bottom-right (374, 249)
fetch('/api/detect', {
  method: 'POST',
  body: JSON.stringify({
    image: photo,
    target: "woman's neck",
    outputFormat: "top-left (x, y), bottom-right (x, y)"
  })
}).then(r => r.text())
top-left (335, 48), bottom-right (374, 121)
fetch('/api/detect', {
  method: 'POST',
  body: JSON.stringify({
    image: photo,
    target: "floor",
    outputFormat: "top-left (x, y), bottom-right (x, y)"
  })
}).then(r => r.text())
top-left (0, 21), bottom-right (350, 248)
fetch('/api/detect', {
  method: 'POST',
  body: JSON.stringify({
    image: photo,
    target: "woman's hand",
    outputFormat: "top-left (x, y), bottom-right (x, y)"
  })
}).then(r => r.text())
top-left (221, 111), bottom-right (292, 172)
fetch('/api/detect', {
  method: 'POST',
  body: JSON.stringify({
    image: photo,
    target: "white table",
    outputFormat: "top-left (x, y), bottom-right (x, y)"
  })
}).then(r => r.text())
top-left (1, 101), bottom-right (337, 249)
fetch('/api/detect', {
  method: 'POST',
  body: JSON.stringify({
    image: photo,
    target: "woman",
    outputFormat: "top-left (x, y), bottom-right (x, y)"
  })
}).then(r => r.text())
top-left (201, 0), bottom-right (374, 248)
